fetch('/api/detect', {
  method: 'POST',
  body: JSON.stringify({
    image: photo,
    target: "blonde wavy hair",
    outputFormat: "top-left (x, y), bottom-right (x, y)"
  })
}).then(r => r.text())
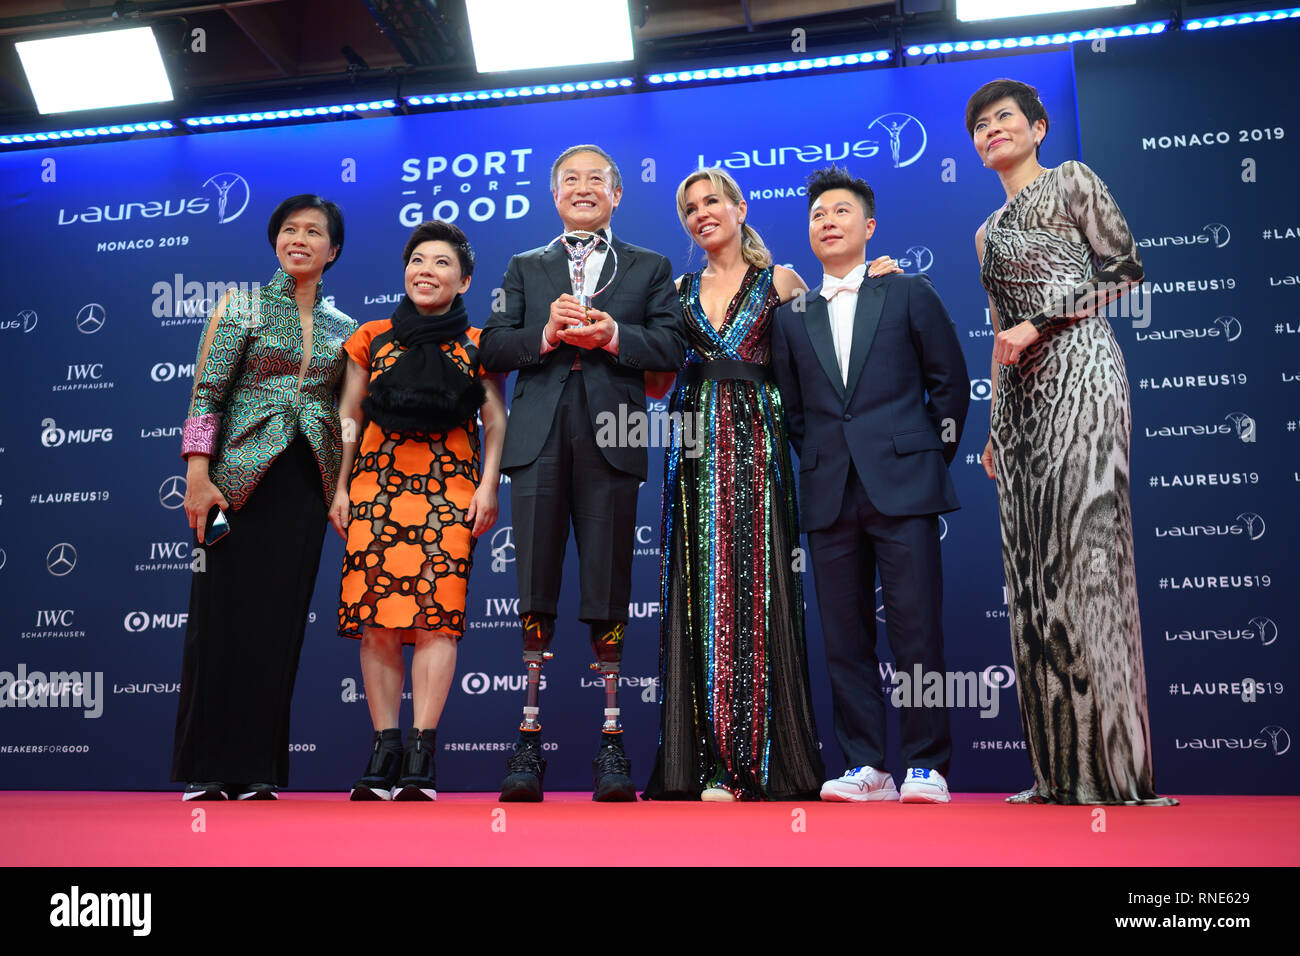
top-left (675, 167), bottom-right (773, 269)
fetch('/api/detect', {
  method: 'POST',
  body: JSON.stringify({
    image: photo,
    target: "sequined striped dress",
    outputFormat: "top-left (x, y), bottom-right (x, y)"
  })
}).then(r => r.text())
top-left (644, 264), bottom-right (825, 800)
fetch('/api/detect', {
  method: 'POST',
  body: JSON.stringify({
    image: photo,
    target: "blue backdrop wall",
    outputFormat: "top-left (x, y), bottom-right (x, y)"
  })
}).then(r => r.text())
top-left (0, 21), bottom-right (1294, 794)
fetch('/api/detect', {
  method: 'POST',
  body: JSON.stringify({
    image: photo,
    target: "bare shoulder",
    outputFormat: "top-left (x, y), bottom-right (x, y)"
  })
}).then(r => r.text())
top-left (773, 264), bottom-right (807, 303)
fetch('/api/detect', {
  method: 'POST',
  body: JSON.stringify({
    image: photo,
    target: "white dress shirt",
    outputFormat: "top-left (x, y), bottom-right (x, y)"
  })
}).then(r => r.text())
top-left (821, 262), bottom-right (866, 386)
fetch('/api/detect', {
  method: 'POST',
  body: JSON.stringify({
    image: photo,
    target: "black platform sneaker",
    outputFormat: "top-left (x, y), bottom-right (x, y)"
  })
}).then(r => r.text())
top-left (592, 731), bottom-right (636, 802)
top-left (350, 728), bottom-right (404, 801)
top-left (231, 783), bottom-right (279, 801)
top-left (500, 729), bottom-right (546, 802)
top-left (181, 782), bottom-right (227, 801)
top-left (392, 728), bottom-right (438, 801)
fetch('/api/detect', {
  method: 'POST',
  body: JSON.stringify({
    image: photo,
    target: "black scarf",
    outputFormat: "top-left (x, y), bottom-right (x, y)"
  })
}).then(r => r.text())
top-left (362, 294), bottom-right (485, 434)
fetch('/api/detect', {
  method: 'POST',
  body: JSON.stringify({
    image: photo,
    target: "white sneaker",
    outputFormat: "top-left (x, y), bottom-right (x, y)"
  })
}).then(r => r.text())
top-left (900, 767), bottom-right (950, 803)
top-left (820, 766), bottom-right (899, 802)
top-left (701, 787), bottom-right (737, 802)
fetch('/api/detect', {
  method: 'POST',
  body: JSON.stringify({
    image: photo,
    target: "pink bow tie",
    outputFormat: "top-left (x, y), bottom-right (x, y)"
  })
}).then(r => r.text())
top-left (821, 275), bottom-right (862, 301)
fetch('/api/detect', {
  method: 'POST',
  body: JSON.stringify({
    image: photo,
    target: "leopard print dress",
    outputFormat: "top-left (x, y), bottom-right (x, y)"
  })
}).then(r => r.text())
top-left (980, 161), bottom-right (1175, 805)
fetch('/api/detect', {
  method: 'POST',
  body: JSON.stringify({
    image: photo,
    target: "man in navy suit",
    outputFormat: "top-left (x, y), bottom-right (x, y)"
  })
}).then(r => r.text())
top-left (772, 167), bottom-right (969, 804)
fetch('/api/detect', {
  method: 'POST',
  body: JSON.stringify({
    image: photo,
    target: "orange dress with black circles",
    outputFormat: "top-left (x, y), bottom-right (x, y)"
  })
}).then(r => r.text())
top-left (338, 321), bottom-right (483, 642)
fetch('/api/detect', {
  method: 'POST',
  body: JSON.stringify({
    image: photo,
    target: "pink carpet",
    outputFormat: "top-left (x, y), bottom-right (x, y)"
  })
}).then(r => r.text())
top-left (2, 792), bottom-right (1296, 866)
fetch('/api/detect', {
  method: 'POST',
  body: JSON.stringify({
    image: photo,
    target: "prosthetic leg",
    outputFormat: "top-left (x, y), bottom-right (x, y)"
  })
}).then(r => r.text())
top-left (589, 621), bottom-right (636, 802)
top-left (499, 612), bottom-right (554, 802)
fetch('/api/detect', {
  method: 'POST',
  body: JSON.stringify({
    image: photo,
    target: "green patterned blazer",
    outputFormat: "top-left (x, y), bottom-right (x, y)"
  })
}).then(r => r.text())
top-left (181, 268), bottom-right (357, 511)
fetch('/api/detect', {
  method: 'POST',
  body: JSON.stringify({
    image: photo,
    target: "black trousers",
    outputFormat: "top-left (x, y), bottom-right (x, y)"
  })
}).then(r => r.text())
top-left (508, 373), bottom-right (639, 623)
top-left (171, 436), bottom-right (327, 786)
top-left (806, 464), bottom-right (952, 775)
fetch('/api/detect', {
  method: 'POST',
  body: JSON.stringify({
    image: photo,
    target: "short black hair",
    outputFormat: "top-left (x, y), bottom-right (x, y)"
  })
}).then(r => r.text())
top-left (266, 194), bottom-right (344, 271)
top-left (402, 220), bottom-right (475, 278)
top-left (965, 78), bottom-right (1050, 154)
top-left (806, 167), bottom-right (875, 220)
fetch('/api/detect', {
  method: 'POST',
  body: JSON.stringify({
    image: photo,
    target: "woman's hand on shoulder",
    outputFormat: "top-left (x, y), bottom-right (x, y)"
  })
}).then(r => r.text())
top-left (866, 254), bottom-right (903, 278)
top-left (773, 265), bottom-right (808, 305)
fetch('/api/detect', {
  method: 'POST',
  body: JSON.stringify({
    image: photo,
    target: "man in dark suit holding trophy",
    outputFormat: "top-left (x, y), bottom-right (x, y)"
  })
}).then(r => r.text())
top-left (479, 144), bottom-right (686, 802)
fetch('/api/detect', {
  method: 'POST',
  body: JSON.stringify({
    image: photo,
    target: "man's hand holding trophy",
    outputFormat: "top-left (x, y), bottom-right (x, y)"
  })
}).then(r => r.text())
top-left (545, 229), bottom-right (618, 350)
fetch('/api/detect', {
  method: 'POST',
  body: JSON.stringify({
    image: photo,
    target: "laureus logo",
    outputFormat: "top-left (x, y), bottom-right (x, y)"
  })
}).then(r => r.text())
top-left (1202, 222), bottom-right (1231, 248)
top-left (899, 245), bottom-right (934, 273)
top-left (1212, 316), bottom-right (1242, 342)
top-left (868, 113), bottom-right (927, 168)
top-left (202, 173), bottom-right (251, 225)
top-left (1261, 725), bottom-right (1290, 755)
top-left (1248, 617), bottom-right (1279, 647)
top-left (1225, 413), bottom-right (1255, 443)
top-left (1235, 512), bottom-right (1266, 541)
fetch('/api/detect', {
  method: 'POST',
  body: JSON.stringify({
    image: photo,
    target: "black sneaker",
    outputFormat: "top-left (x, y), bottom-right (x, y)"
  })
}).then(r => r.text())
top-left (232, 783), bottom-right (278, 801)
top-left (181, 782), bottom-right (227, 802)
top-left (393, 728), bottom-right (437, 801)
top-left (350, 728), bottom-right (404, 801)
top-left (500, 730), bottom-right (546, 802)
top-left (592, 732), bottom-right (636, 802)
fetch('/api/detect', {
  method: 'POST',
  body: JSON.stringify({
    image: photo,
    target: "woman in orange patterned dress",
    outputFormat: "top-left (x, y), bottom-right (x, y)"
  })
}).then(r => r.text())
top-left (330, 221), bottom-right (506, 800)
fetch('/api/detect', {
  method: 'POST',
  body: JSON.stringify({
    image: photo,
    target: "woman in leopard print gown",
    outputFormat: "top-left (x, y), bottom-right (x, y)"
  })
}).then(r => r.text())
top-left (967, 80), bottom-right (1176, 805)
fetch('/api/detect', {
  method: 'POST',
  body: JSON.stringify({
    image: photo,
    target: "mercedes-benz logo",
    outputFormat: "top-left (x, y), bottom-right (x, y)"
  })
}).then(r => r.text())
top-left (868, 112), bottom-right (928, 168)
top-left (0, 547), bottom-right (7, 571)
top-left (18, 309), bottom-right (38, 333)
top-left (490, 526), bottom-right (515, 571)
top-left (158, 475), bottom-right (187, 510)
top-left (938, 515), bottom-right (949, 541)
top-left (76, 303), bottom-right (106, 334)
top-left (46, 542), bottom-right (77, 576)
top-left (875, 584), bottom-right (886, 623)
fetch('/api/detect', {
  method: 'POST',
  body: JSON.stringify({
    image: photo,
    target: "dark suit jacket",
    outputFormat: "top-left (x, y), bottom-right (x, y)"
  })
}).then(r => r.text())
top-left (771, 273), bottom-right (970, 531)
top-left (478, 233), bottom-right (686, 480)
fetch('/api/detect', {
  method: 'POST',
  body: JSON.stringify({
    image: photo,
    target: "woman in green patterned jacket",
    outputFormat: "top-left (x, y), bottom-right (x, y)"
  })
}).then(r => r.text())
top-left (172, 194), bottom-right (357, 801)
